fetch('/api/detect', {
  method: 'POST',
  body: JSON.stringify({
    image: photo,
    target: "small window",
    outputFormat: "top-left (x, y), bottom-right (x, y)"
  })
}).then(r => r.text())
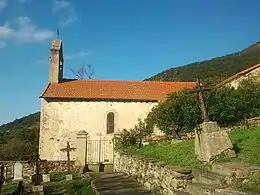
top-left (107, 112), bottom-right (115, 134)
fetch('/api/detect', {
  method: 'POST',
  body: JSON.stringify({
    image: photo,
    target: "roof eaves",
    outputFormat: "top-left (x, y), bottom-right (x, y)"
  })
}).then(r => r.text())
top-left (42, 96), bottom-right (160, 102)
top-left (39, 83), bottom-right (51, 98)
top-left (215, 64), bottom-right (260, 88)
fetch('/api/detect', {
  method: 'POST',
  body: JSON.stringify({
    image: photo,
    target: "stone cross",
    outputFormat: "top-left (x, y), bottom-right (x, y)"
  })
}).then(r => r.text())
top-left (60, 142), bottom-right (76, 173)
top-left (190, 79), bottom-right (211, 122)
top-left (14, 162), bottom-right (23, 181)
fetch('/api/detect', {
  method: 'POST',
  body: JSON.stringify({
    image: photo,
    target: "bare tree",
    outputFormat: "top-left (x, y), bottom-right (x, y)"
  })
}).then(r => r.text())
top-left (69, 64), bottom-right (94, 80)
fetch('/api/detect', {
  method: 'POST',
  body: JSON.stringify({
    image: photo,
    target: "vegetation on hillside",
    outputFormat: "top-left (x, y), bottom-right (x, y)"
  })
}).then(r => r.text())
top-left (146, 41), bottom-right (260, 86)
top-left (0, 112), bottom-right (40, 160)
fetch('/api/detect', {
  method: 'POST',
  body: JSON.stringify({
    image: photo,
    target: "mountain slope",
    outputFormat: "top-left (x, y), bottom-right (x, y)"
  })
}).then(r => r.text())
top-left (146, 42), bottom-right (260, 86)
top-left (0, 112), bottom-right (40, 160)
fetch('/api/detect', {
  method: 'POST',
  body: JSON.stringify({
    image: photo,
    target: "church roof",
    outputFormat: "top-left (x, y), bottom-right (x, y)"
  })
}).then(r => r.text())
top-left (40, 80), bottom-right (196, 101)
top-left (215, 63), bottom-right (260, 88)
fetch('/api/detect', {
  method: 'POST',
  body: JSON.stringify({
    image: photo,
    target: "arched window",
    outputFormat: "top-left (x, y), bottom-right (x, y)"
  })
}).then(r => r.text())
top-left (107, 112), bottom-right (115, 134)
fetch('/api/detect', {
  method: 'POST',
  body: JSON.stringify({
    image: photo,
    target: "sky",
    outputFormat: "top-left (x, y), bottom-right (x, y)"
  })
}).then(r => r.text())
top-left (0, 0), bottom-right (260, 125)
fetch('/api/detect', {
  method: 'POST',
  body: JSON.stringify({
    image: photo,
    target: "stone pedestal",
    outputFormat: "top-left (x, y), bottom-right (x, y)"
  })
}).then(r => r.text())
top-left (76, 131), bottom-right (88, 166)
top-left (32, 185), bottom-right (44, 195)
top-left (195, 121), bottom-right (236, 162)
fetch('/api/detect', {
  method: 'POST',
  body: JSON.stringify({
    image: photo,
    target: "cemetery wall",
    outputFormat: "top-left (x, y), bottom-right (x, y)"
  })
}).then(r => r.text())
top-left (114, 152), bottom-right (193, 195)
top-left (0, 160), bottom-right (81, 183)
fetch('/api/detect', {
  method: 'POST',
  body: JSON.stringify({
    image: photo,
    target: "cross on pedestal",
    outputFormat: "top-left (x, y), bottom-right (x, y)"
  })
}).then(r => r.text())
top-left (60, 142), bottom-right (76, 173)
top-left (189, 79), bottom-right (212, 122)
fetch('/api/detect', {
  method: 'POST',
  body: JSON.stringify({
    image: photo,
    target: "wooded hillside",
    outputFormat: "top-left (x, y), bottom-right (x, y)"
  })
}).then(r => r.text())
top-left (146, 42), bottom-right (260, 86)
top-left (0, 113), bottom-right (40, 160)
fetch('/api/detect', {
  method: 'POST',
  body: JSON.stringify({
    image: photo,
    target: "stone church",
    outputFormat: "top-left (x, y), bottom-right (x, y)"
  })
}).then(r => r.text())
top-left (39, 37), bottom-right (196, 166)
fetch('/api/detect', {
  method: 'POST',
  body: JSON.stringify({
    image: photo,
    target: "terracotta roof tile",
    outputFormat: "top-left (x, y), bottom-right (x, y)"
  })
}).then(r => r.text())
top-left (41, 80), bottom-right (196, 101)
top-left (215, 63), bottom-right (260, 88)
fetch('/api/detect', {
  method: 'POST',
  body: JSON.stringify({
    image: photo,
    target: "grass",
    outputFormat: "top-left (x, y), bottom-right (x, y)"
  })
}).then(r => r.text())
top-left (1, 181), bottom-right (19, 194)
top-left (121, 125), bottom-right (260, 169)
top-left (45, 172), bottom-right (94, 195)
top-left (44, 179), bottom-right (94, 195)
top-left (1, 172), bottom-right (94, 195)
top-left (122, 139), bottom-right (200, 169)
top-left (226, 126), bottom-right (260, 165)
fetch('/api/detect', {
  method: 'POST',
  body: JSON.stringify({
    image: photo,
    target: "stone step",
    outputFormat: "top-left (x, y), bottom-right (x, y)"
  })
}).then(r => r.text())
top-left (214, 188), bottom-right (249, 195)
top-left (186, 183), bottom-right (223, 195)
top-left (192, 170), bottom-right (227, 185)
top-left (212, 162), bottom-right (260, 178)
top-left (187, 183), bottom-right (249, 195)
top-left (89, 172), bottom-right (154, 195)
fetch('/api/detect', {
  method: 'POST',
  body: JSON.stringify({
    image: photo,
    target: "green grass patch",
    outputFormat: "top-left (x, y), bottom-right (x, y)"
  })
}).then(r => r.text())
top-left (50, 172), bottom-right (81, 181)
top-left (44, 179), bottom-right (94, 195)
top-left (1, 181), bottom-right (19, 195)
top-left (120, 125), bottom-right (260, 169)
top-left (121, 139), bottom-right (199, 169)
top-left (1, 172), bottom-right (94, 195)
top-left (227, 125), bottom-right (260, 165)
top-left (45, 172), bottom-right (94, 195)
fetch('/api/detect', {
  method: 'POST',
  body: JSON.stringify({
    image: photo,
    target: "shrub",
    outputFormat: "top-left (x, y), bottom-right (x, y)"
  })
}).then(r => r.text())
top-left (146, 79), bottom-right (260, 135)
top-left (146, 90), bottom-right (201, 134)
top-left (114, 118), bottom-right (153, 148)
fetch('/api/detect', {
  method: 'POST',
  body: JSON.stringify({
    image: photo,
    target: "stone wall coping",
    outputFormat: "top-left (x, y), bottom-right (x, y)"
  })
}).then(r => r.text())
top-left (164, 165), bottom-right (192, 174)
top-left (118, 152), bottom-right (192, 174)
top-left (0, 160), bottom-right (76, 163)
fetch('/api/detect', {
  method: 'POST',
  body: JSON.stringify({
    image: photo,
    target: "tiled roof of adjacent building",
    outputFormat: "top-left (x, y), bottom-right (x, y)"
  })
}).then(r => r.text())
top-left (40, 79), bottom-right (196, 101)
top-left (215, 63), bottom-right (260, 88)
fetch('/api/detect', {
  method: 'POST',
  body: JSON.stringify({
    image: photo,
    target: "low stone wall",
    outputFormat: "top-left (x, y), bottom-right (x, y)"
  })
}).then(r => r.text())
top-left (246, 117), bottom-right (260, 125)
top-left (0, 161), bottom-right (82, 183)
top-left (114, 152), bottom-right (193, 195)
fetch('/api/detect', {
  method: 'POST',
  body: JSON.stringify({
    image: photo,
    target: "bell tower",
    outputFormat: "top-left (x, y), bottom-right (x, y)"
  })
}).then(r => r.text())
top-left (49, 35), bottom-right (64, 83)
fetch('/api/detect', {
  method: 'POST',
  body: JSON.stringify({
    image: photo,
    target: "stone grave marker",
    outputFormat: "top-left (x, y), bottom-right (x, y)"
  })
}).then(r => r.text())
top-left (66, 174), bottom-right (73, 181)
top-left (42, 174), bottom-right (50, 183)
top-left (190, 79), bottom-right (236, 162)
top-left (14, 162), bottom-right (23, 181)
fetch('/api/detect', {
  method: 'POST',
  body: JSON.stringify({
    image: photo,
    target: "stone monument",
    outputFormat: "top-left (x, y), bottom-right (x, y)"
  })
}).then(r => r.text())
top-left (191, 79), bottom-right (236, 162)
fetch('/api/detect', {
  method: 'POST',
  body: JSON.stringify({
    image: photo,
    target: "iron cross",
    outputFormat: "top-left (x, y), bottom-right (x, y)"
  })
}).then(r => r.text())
top-left (60, 142), bottom-right (76, 173)
top-left (30, 154), bottom-right (45, 186)
top-left (190, 79), bottom-right (211, 122)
